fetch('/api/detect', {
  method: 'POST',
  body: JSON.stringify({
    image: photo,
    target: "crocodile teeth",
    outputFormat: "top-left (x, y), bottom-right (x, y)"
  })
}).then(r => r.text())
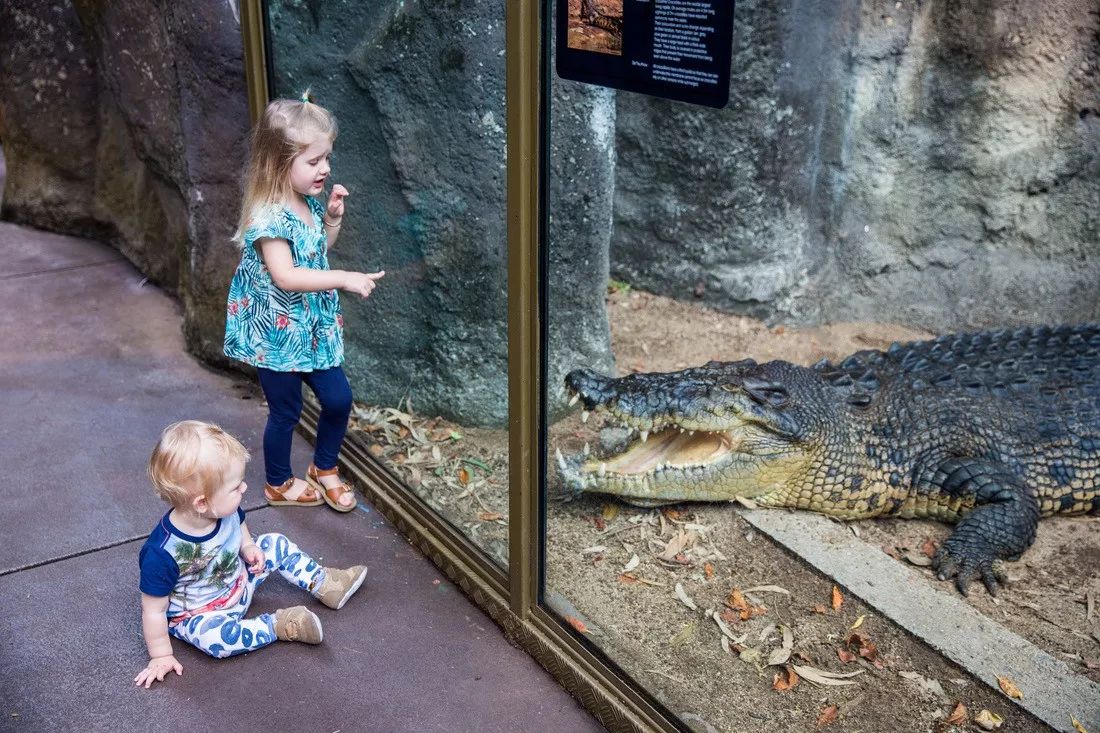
top-left (555, 447), bottom-right (566, 471)
top-left (583, 442), bottom-right (590, 456)
top-left (581, 411), bottom-right (590, 423)
top-left (599, 462), bottom-right (607, 477)
top-left (640, 430), bottom-right (649, 443)
top-left (568, 393), bottom-right (580, 407)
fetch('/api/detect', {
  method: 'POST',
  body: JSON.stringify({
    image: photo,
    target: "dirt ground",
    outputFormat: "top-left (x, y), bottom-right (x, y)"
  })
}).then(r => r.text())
top-left (349, 288), bottom-right (1100, 732)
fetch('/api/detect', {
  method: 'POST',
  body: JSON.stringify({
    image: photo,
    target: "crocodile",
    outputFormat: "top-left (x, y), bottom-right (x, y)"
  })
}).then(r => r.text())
top-left (579, 0), bottom-right (623, 45)
top-left (559, 325), bottom-right (1100, 595)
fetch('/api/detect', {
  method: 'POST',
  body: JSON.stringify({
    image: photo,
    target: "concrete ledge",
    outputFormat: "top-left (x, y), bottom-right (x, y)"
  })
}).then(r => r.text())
top-left (742, 509), bottom-right (1100, 733)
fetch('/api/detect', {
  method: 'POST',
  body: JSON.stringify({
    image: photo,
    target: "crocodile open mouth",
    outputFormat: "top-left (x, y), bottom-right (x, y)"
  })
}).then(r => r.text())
top-left (558, 424), bottom-right (740, 484)
top-left (557, 381), bottom-right (748, 498)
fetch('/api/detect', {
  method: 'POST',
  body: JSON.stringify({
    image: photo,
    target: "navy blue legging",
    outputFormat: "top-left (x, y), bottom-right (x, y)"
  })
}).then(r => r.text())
top-left (256, 366), bottom-right (352, 486)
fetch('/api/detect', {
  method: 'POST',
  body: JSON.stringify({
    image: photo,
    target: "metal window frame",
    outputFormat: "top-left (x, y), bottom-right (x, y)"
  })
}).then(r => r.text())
top-left (241, 2), bottom-right (680, 730)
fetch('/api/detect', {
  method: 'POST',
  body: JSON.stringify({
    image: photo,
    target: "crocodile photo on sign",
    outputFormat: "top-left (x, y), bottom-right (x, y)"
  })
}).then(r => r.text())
top-left (559, 324), bottom-right (1100, 596)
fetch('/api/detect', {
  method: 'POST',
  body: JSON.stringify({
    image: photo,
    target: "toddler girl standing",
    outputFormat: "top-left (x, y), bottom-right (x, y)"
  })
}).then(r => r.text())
top-left (224, 95), bottom-right (383, 513)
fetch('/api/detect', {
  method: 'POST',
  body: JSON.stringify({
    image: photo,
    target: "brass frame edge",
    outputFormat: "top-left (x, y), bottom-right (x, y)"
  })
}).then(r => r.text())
top-left (240, 0), bottom-right (269, 125)
top-left (506, 0), bottom-right (540, 618)
top-left (299, 401), bottom-right (676, 733)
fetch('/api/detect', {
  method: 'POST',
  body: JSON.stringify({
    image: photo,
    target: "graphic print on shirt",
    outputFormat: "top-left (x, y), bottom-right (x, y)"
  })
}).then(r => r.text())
top-left (172, 543), bottom-right (241, 608)
top-left (223, 196), bottom-right (344, 371)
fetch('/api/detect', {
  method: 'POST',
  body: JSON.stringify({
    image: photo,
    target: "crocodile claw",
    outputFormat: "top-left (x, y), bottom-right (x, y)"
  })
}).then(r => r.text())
top-left (932, 544), bottom-right (1008, 596)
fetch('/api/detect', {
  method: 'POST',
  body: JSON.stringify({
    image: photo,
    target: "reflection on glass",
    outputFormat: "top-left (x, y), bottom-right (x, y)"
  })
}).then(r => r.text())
top-left (266, 2), bottom-right (509, 567)
top-left (545, 3), bottom-right (1099, 730)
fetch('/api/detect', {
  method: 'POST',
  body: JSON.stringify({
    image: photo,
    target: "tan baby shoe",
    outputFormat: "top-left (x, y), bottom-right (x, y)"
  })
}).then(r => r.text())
top-left (274, 606), bottom-right (323, 644)
top-left (315, 565), bottom-right (368, 610)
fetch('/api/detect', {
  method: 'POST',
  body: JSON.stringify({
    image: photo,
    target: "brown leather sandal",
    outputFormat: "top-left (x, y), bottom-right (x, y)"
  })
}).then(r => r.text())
top-left (306, 464), bottom-right (358, 513)
top-left (264, 477), bottom-right (324, 507)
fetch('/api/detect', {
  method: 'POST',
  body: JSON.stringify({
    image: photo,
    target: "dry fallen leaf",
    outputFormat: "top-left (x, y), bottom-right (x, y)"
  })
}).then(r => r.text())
top-left (904, 549), bottom-right (933, 567)
top-left (996, 675), bottom-right (1023, 700)
top-left (816, 704), bottom-right (838, 727)
top-left (602, 503), bottom-right (620, 521)
top-left (457, 466), bottom-right (470, 485)
top-left (704, 562), bottom-right (715, 579)
top-left (846, 632), bottom-right (879, 663)
top-left (669, 622), bottom-right (697, 647)
top-left (623, 554), bottom-right (640, 573)
top-left (772, 665), bottom-right (800, 691)
top-left (658, 530), bottom-right (697, 561)
top-left (727, 589), bottom-right (749, 612)
top-left (1071, 717), bottom-right (1089, 733)
top-left (946, 702), bottom-right (968, 726)
top-left (617, 573), bottom-right (639, 585)
top-left (974, 709), bottom-right (1004, 730)
top-left (477, 511), bottom-right (503, 522)
top-left (675, 583), bottom-right (698, 611)
top-left (837, 648), bottom-right (856, 663)
top-left (850, 615), bottom-right (865, 630)
top-left (565, 616), bottom-right (588, 633)
top-left (792, 665), bottom-right (863, 687)
top-left (767, 625), bottom-right (794, 666)
top-left (710, 610), bottom-right (747, 644)
top-left (831, 585), bottom-right (843, 611)
top-left (743, 584), bottom-right (791, 595)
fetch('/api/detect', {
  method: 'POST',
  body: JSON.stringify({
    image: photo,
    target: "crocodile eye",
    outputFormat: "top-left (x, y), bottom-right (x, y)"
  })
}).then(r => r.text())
top-left (741, 377), bottom-right (789, 407)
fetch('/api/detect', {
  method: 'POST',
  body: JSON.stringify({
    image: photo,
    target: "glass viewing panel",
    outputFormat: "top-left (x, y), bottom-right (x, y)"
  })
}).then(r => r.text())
top-left (265, 2), bottom-right (510, 568)
top-left (544, 1), bottom-right (1100, 730)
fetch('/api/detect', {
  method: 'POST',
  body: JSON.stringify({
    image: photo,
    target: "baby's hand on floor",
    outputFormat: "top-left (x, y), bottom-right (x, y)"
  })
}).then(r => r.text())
top-left (240, 542), bottom-right (265, 575)
top-left (134, 655), bottom-right (182, 689)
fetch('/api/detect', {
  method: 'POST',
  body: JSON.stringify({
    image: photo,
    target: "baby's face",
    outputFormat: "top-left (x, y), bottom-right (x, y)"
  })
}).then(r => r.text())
top-left (289, 136), bottom-right (333, 199)
top-left (205, 458), bottom-right (248, 519)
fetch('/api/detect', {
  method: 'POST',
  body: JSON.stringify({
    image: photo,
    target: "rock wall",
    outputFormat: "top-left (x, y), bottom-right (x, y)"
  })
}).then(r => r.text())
top-left (612, 0), bottom-right (1100, 330)
top-left (0, 0), bottom-right (250, 360)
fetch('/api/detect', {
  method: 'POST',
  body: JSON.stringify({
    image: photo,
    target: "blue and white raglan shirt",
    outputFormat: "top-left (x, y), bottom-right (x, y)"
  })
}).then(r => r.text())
top-left (138, 509), bottom-right (249, 626)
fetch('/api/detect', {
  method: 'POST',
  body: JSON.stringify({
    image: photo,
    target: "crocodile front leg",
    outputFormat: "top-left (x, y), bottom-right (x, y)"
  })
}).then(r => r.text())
top-left (925, 457), bottom-right (1040, 596)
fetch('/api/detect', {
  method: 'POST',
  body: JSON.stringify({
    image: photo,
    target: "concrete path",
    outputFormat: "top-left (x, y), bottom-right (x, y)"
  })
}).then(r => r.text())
top-left (0, 220), bottom-right (603, 733)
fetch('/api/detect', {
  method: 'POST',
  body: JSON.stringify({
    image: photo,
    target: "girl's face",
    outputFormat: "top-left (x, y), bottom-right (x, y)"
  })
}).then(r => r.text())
top-left (289, 136), bottom-right (333, 198)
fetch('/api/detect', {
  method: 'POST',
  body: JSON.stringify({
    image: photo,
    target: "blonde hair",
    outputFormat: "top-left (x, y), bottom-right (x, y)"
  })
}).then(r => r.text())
top-left (149, 421), bottom-right (251, 507)
top-left (233, 92), bottom-right (338, 242)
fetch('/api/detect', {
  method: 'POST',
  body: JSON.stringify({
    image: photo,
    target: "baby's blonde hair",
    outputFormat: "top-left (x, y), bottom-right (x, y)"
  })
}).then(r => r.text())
top-left (233, 92), bottom-right (338, 242)
top-left (149, 420), bottom-right (251, 507)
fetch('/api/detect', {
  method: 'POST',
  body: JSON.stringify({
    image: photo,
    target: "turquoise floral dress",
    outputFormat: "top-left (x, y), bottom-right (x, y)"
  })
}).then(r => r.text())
top-left (223, 196), bottom-right (344, 371)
